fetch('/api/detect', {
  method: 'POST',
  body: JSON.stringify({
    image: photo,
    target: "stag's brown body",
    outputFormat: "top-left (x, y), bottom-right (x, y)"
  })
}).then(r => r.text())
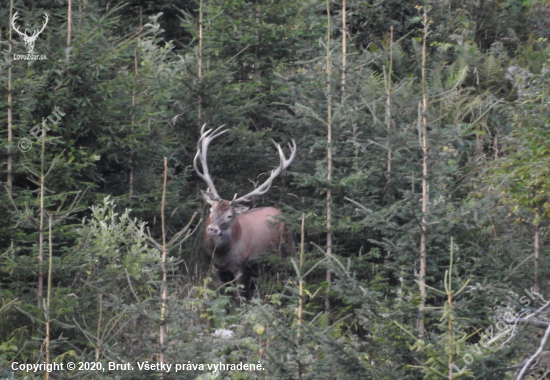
top-left (194, 125), bottom-right (296, 300)
top-left (203, 203), bottom-right (294, 293)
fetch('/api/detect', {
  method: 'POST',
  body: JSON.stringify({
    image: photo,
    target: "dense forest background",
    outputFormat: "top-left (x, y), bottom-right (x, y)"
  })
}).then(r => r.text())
top-left (2, 0), bottom-right (550, 378)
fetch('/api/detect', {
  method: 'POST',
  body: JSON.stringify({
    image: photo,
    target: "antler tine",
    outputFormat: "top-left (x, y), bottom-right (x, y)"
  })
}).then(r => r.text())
top-left (276, 139), bottom-right (297, 170)
top-left (11, 11), bottom-right (49, 38)
top-left (233, 138), bottom-right (296, 204)
top-left (11, 11), bottom-right (25, 37)
top-left (37, 13), bottom-right (49, 35)
top-left (193, 124), bottom-right (228, 201)
top-left (199, 123), bottom-right (227, 140)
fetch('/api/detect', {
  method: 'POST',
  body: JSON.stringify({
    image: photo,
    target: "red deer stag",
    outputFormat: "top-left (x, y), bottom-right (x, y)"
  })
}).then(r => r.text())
top-left (194, 125), bottom-right (296, 300)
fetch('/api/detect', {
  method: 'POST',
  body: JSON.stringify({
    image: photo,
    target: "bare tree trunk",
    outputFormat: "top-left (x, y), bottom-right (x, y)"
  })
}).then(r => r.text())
top-left (385, 27), bottom-right (393, 176)
top-left (447, 289), bottom-right (453, 380)
top-left (38, 120), bottom-right (47, 308)
top-left (129, 50), bottom-right (137, 198)
top-left (159, 157), bottom-right (168, 365)
top-left (534, 220), bottom-right (540, 293)
top-left (255, 4), bottom-right (262, 84)
top-left (296, 213), bottom-right (305, 379)
top-left (325, 0), bottom-right (333, 314)
top-left (197, 0), bottom-right (203, 127)
top-left (67, 0), bottom-right (72, 62)
top-left (383, 26), bottom-right (395, 284)
top-left (45, 215), bottom-right (53, 380)
top-left (129, 7), bottom-right (141, 199)
top-left (341, 0), bottom-right (346, 103)
top-left (7, 0), bottom-right (14, 194)
top-left (418, 7), bottom-right (430, 339)
top-left (95, 294), bottom-right (102, 361)
top-left (297, 214), bottom-right (305, 339)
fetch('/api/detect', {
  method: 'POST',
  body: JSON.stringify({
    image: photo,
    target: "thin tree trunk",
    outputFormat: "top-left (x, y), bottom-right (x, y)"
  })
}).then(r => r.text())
top-left (297, 214), bottom-right (305, 339)
top-left (534, 221), bottom-right (540, 293)
top-left (296, 213), bottom-right (305, 379)
top-left (38, 120), bottom-right (47, 308)
top-left (447, 238), bottom-right (456, 380)
top-left (96, 294), bottom-right (102, 361)
top-left (386, 27), bottom-right (393, 176)
top-left (382, 27), bottom-right (395, 272)
top-left (159, 157), bottom-right (168, 364)
top-left (45, 215), bottom-right (53, 380)
top-left (341, 0), bottom-right (346, 103)
top-left (325, 0), bottom-right (333, 314)
top-left (254, 4), bottom-right (262, 85)
top-left (418, 7), bottom-right (429, 339)
top-left (129, 50), bottom-right (137, 198)
top-left (67, 0), bottom-right (72, 62)
top-left (129, 8), bottom-right (141, 199)
top-left (7, 0), bottom-right (14, 194)
top-left (197, 0), bottom-right (203, 127)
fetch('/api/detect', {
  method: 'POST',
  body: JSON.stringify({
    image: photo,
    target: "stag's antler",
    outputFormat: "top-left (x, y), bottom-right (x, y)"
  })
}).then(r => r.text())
top-left (34, 13), bottom-right (49, 38)
top-left (193, 124), bottom-right (297, 204)
top-left (193, 124), bottom-right (229, 201)
top-left (12, 12), bottom-right (49, 39)
top-left (11, 11), bottom-right (26, 38)
top-left (233, 139), bottom-right (296, 203)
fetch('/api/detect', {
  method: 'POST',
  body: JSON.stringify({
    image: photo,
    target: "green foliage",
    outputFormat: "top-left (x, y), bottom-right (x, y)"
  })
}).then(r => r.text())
top-left (76, 197), bottom-right (162, 296)
top-left (489, 63), bottom-right (550, 221)
top-left (395, 240), bottom-right (476, 379)
top-left (1, 0), bottom-right (550, 378)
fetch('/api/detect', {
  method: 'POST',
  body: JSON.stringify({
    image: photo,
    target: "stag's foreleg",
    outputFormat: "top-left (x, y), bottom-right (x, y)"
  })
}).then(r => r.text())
top-left (233, 267), bottom-right (252, 305)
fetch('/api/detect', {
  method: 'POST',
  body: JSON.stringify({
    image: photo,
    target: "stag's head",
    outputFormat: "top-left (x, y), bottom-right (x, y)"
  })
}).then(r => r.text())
top-left (194, 125), bottom-right (296, 237)
top-left (200, 191), bottom-right (249, 237)
top-left (11, 11), bottom-right (49, 54)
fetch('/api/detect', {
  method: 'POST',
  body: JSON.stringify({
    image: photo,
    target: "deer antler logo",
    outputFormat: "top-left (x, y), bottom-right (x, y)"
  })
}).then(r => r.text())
top-left (11, 11), bottom-right (49, 54)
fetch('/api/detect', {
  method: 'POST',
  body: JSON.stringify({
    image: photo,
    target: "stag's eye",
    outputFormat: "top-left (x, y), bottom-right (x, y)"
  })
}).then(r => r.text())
top-left (226, 214), bottom-right (232, 219)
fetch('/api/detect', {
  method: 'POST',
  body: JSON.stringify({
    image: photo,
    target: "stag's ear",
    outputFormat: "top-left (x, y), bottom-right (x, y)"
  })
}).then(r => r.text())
top-left (233, 205), bottom-right (249, 214)
top-left (201, 189), bottom-right (219, 205)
